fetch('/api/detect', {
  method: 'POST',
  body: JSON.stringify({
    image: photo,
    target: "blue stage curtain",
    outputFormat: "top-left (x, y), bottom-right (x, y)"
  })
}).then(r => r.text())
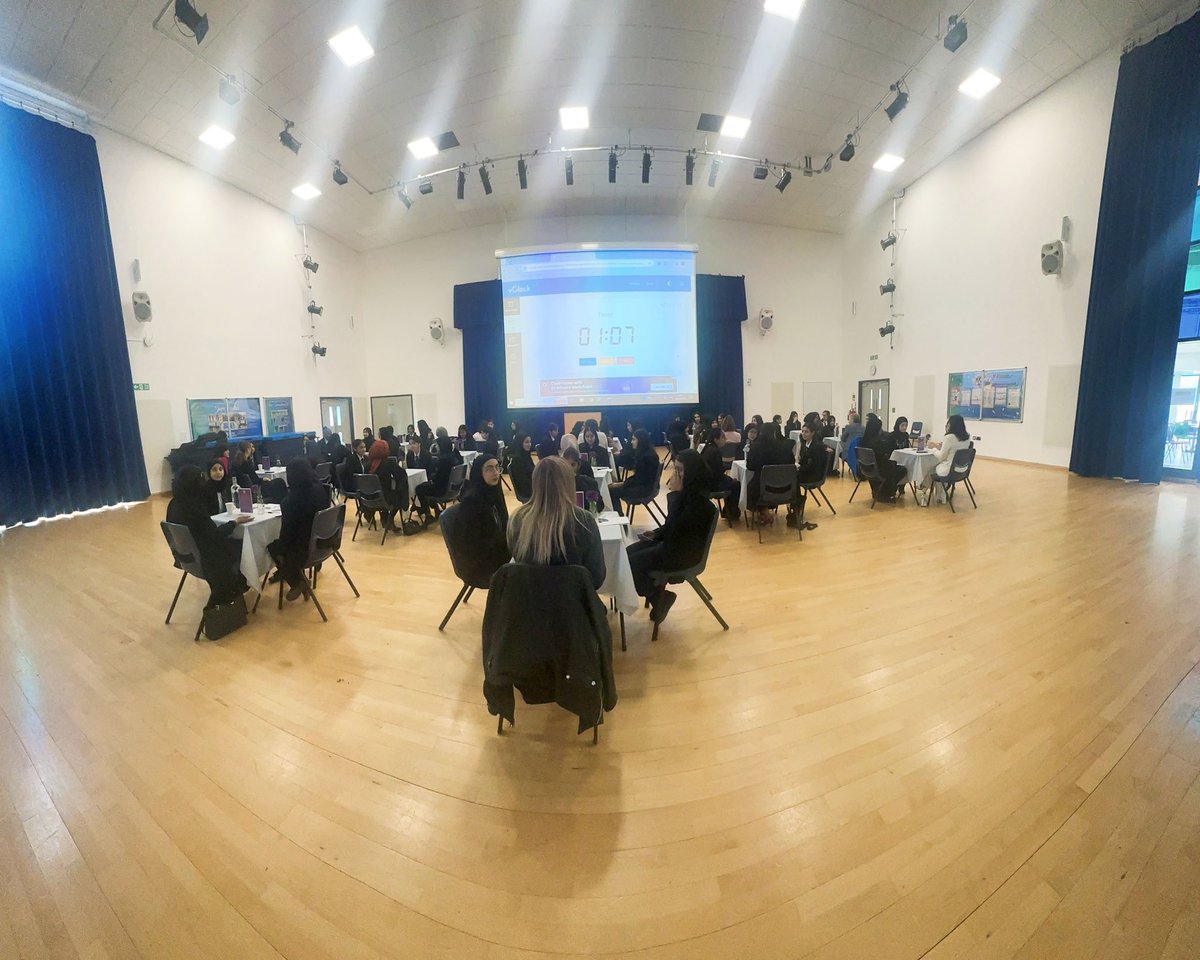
top-left (0, 103), bottom-right (149, 525)
top-left (453, 274), bottom-right (747, 440)
top-left (1069, 12), bottom-right (1200, 482)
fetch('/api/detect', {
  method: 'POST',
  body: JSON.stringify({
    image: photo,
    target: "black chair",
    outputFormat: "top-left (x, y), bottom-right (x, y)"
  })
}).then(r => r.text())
top-left (851, 448), bottom-right (901, 509)
top-left (624, 460), bottom-right (667, 528)
top-left (254, 504), bottom-right (358, 621)
top-left (437, 503), bottom-right (504, 631)
top-left (315, 461), bottom-right (335, 496)
top-left (752, 464), bottom-right (800, 542)
top-left (160, 521), bottom-right (210, 642)
top-left (351, 473), bottom-right (394, 544)
top-left (429, 463), bottom-right (468, 518)
top-left (927, 447), bottom-right (977, 512)
top-left (646, 508), bottom-right (729, 643)
top-left (799, 447), bottom-right (837, 516)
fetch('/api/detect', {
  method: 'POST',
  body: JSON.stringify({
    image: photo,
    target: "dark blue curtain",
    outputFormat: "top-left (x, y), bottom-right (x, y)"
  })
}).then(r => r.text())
top-left (0, 103), bottom-right (149, 525)
top-left (454, 274), bottom-right (746, 440)
top-left (1070, 12), bottom-right (1200, 482)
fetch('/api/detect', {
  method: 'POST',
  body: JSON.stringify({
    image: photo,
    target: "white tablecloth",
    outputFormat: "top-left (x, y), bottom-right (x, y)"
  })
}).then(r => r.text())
top-left (823, 436), bottom-right (843, 459)
top-left (789, 430), bottom-right (803, 445)
top-left (890, 449), bottom-right (939, 487)
top-left (597, 512), bottom-right (639, 615)
top-left (731, 460), bottom-right (751, 511)
top-left (262, 466), bottom-right (288, 483)
top-left (462, 450), bottom-right (479, 467)
top-left (210, 505), bottom-right (282, 590)
top-left (593, 466), bottom-right (616, 511)
top-left (405, 468), bottom-right (427, 488)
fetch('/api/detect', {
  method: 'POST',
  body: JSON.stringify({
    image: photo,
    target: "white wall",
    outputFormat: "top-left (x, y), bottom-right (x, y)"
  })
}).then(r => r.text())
top-left (840, 51), bottom-right (1120, 466)
top-left (96, 128), bottom-right (367, 492)
top-left (360, 216), bottom-right (844, 432)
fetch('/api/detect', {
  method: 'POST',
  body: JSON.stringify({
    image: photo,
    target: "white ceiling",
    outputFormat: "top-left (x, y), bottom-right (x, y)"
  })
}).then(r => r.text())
top-left (0, 0), bottom-right (1189, 251)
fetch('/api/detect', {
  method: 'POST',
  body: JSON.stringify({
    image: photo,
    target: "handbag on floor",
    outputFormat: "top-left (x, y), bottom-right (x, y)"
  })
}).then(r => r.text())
top-left (203, 594), bottom-right (247, 640)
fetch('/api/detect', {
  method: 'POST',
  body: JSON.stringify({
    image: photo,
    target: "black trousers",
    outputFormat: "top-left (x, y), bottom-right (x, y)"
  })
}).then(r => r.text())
top-left (414, 481), bottom-right (437, 513)
top-left (627, 539), bottom-right (669, 598)
top-left (268, 540), bottom-right (307, 590)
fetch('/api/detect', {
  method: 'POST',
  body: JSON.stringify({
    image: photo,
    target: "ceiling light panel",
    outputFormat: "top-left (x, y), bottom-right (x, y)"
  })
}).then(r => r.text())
top-left (721, 115), bottom-right (750, 138)
top-left (407, 137), bottom-right (438, 159)
top-left (291, 183), bottom-right (321, 200)
top-left (328, 26), bottom-right (375, 67)
top-left (559, 106), bottom-right (589, 130)
top-left (198, 125), bottom-right (234, 149)
top-left (958, 68), bottom-right (1001, 99)
top-left (763, 0), bottom-right (804, 20)
top-left (873, 153), bottom-right (905, 172)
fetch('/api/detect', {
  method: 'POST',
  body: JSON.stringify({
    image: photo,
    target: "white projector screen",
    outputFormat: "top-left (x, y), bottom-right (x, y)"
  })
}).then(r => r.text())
top-left (497, 245), bottom-right (699, 409)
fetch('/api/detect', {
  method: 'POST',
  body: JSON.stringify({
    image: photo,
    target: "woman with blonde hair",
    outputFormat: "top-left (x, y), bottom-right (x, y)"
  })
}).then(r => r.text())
top-left (507, 456), bottom-right (605, 588)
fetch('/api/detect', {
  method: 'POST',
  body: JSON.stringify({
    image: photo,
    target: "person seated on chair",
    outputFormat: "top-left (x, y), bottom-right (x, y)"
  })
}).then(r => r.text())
top-left (794, 422), bottom-right (826, 528)
top-left (364, 440), bottom-right (405, 530)
top-left (784, 411), bottom-right (802, 437)
top-left (700, 428), bottom-right (736, 501)
top-left (416, 440), bottom-right (462, 521)
top-left (476, 424), bottom-right (500, 457)
top-left (205, 459), bottom-right (232, 514)
top-left (578, 426), bottom-right (611, 468)
top-left (378, 425), bottom-right (401, 459)
top-left (536, 422), bottom-right (560, 460)
top-left (405, 435), bottom-right (434, 473)
top-left (615, 420), bottom-right (639, 470)
top-left (457, 424), bottom-right (475, 452)
top-left (746, 422), bottom-right (794, 524)
top-left (453, 453), bottom-right (511, 582)
top-left (362, 427), bottom-right (375, 448)
top-left (230, 440), bottom-right (263, 488)
top-left (166, 465), bottom-right (250, 607)
top-left (507, 456), bottom-right (605, 589)
top-left (626, 449), bottom-right (716, 624)
top-left (339, 438), bottom-right (370, 495)
top-left (268, 458), bottom-right (331, 601)
top-left (509, 433), bottom-right (535, 503)
top-left (559, 431), bottom-right (580, 457)
top-left (919, 415), bottom-right (972, 503)
top-left (840, 413), bottom-right (863, 448)
top-left (861, 414), bottom-right (907, 501)
top-left (719, 415), bottom-right (741, 447)
top-left (820, 411), bottom-right (838, 439)
top-left (561, 446), bottom-right (600, 503)
top-left (890, 417), bottom-right (912, 451)
top-left (666, 416), bottom-right (688, 455)
top-left (607, 429), bottom-right (659, 517)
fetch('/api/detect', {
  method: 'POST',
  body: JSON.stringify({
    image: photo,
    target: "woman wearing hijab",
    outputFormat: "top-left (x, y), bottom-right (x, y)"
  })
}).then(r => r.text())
top-left (626, 449), bottom-right (716, 623)
top-left (890, 417), bottom-right (912, 451)
top-left (453, 453), bottom-right (511, 583)
top-left (861, 414), bottom-right (907, 501)
top-left (607, 428), bottom-right (660, 517)
top-left (507, 456), bottom-right (605, 588)
top-left (745, 422), bottom-right (794, 522)
top-left (509, 433), bottom-right (535, 503)
top-left (417, 433), bottom-right (463, 521)
top-left (416, 419), bottom-right (435, 449)
top-left (166, 465), bottom-right (250, 608)
top-left (205, 459), bottom-right (232, 513)
top-left (267, 458), bottom-right (330, 601)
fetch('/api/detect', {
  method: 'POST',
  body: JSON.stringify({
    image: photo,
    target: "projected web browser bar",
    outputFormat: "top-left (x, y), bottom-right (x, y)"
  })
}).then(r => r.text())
top-left (517, 259), bottom-right (659, 272)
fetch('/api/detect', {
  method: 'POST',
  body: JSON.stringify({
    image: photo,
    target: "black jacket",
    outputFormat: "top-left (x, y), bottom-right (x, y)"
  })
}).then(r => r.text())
top-left (406, 448), bottom-right (434, 472)
top-left (165, 495), bottom-right (244, 601)
top-left (578, 442), bottom-right (611, 468)
top-left (699, 443), bottom-right (727, 487)
top-left (655, 491), bottom-right (715, 571)
top-left (277, 481), bottom-right (330, 560)
top-left (442, 498), bottom-right (510, 588)
top-left (536, 435), bottom-right (560, 460)
top-left (482, 563), bottom-right (617, 734)
top-left (507, 507), bottom-right (606, 589)
top-left (621, 450), bottom-right (661, 497)
top-left (796, 438), bottom-right (826, 484)
top-left (510, 451), bottom-right (534, 500)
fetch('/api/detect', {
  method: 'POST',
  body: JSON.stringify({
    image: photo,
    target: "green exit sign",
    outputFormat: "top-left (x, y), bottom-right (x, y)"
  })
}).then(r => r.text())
top-left (132, 382), bottom-right (149, 391)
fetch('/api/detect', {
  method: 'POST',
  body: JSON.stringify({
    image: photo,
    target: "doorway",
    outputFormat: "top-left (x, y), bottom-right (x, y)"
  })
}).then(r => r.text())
top-left (319, 397), bottom-right (354, 441)
top-left (858, 379), bottom-right (890, 424)
top-left (1162, 338), bottom-right (1200, 477)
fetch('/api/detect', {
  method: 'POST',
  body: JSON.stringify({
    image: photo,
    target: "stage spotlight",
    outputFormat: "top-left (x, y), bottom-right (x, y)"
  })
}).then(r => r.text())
top-left (517, 156), bottom-right (528, 190)
top-left (885, 84), bottom-right (909, 122)
top-left (303, 256), bottom-right (319, 273)
top-left (753, 163), bottom-right (769, 180)
top-left (397, 186), bottom-right (412, 208)
top-left (776, 169), bottom-right (792, 192)
top-left (218, 74), bottom-right (239, 104)
top-left (708, 157), bottom-right (721, 187)
top-left (308, 301), bottom-right (324, 316)
top-left (608, 149), bottom-right (617, 183)
top-left (944, 14), bottom-right (968, 53)
top-left (174, 0), bottom-right (208, 44)
top-left (565, 156), bottom-right (574, 185)
top-left (879, 322), bottom-right (895, 338)
top-left (418, 179), bottom-right (433, 195)
top-left (456, 167), bottom-right (465, 200)
top-left (641, 149), bottom-right (651, 184)
top-left (685, 150), bottom-right (695, 185)
top-left (880, 280), bottom-right (896, 296)
top-left (880, 233), bottom-right (896, 250)
top-left (479, 162), bottom-right (492, 195)
top-left (311, 342), bottom-right (328, 357)
top-left (332, 162), bottom-right (348, 186)
top-left (802, 155), bottom-right (814, 178)
top-left (278, 120), bottom-right (301, 154)
top-left (839, 137), bottom-right (856, 162)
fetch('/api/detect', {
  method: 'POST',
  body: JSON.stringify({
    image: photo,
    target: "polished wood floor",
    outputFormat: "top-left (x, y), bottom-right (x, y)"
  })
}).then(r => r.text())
top-left (2, 460), bottom-right (1199, 959)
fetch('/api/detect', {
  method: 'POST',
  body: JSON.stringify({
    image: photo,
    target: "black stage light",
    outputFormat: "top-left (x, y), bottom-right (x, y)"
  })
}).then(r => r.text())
top-left (802, 155), bottom-right (814, 178)
top-left (332, 162), bottom-right (348, 186)
top-left (880, 233), bottom-right (897, 251)
top-left (944, 14), bottom-right (968, 53)
top-left (219, 74), bottom-right (239, 104)
top-left (708, 157), bottom-right (721, 187)
top-left (879, 280), bottom-right (896, 296)
top-left (879, 322), bottom-right (895, 338)
top-left (885, 85), bottom-right (909, 122)
top-left (565, 156), bottom-right (574, 185)
top-left (479, 162), bottom-right (492, 195)
top-left (839, 137), bottom-right (856, 162)
top-left (753, 163), bottom-right (769, 180)
top-left (278, 120), bottom-right (301, 154)
top-left (311, 342), bottom-right (327, 357)
top-left (608, 149), bottom-right (617, 183)
top-left (517, 156), bottom-right (528, 189)
top-left (456, 167), bottom-right (465, 200)
top-left (303, 256), bottom-right (319, 273)
top-left (685, 151), bottom-right (695, 185)
top-left (641, 149), bottom-right (651, 183)
top-left (776, 169), bottom-right (792, 193)
top-left (397, 187), bottom-right (413, 208)
top-left (174, 0), bottom-right (208, 44)
top-left (308, 301), bottom-right (324, 316)
top-left (418, 179), bottom-right (433, 195)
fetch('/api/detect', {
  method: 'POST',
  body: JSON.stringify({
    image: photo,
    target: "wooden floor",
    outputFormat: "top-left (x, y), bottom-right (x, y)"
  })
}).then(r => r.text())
top-left (2, 460), bottom-right (1199, 960)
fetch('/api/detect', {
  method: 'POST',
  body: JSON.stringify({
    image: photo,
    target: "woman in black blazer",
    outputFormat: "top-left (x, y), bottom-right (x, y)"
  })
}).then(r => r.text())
top-left (405, 436), bottom-right (434, 473)
top-left (608, 429), bottom-right (660, 517)
top-left (451, 453), bottom-right (511, 584)
top-left (165, 465), bottom-right (249, 607)
top-left (268, 458), bottom-right (330, 600)
top-left (509, 434), bottom-right (535, 503)
top-left (535, 422), bottom-right (561, 460)
top-left (578, 426), bottom-right (611, 468)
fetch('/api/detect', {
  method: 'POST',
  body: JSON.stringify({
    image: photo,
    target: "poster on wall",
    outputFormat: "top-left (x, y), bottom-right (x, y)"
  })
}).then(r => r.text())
top-left (187, 397), bottom-right (265, 439)
top-left (265, 396), bottom-right (295, 435)
top-left (947, 371), bottom-right (983, 419)
top-left (981, 368), bottom-right (1026, 422)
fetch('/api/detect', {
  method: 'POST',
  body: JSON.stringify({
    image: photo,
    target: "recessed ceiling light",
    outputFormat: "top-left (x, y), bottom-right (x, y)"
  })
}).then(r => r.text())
top-left (873, 153), bottom-right (905, 172)
top-left (328, 26), bottom-right (374, 67)
top-left (198, 124), bottom-right (234, 150)
top-left (721, 115), bottom-right (750, 138)
top-left (291, 183), bottom-right (321, 200)
top-left (958, 68), bottom-right (1001, 99)
top-left (559, 106), bottom-right (589, 130)
top-left (407, 137), bottom-right (438, 159)
top-left (763, 0), bottom-right (804, 20)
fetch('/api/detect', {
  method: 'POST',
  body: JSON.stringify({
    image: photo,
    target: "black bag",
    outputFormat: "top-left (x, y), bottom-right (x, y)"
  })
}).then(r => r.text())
top-left (203, 594), bottom-right (247, 640)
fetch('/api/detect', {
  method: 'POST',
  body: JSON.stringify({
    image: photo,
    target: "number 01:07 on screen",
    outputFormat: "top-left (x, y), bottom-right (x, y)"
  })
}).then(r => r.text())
top-left (579, 326), bottom-right (636, 345)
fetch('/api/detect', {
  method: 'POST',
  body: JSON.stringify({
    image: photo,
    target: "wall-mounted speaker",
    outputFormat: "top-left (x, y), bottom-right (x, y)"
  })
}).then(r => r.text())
top-left (1041, 241), bottom-right (1063, 276)
top-left (132, 290), bottom-right (153, 321)
top-left (429, 317), bottom-right (445, 344)
top-left (758, 308), bottom-right (774, 335)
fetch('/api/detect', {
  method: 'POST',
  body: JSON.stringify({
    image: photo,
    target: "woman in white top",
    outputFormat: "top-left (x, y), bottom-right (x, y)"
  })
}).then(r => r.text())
top-left (920, 415), bottom-right (972, 503)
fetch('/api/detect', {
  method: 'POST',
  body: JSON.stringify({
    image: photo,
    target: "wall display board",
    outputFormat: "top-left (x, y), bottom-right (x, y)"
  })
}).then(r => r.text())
top-left (947, 368), bottom-right (1027, 422)
top-left (265, 396), bottom-right (295, 435)
top-left (188, 397), bottom-right (264, 439)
